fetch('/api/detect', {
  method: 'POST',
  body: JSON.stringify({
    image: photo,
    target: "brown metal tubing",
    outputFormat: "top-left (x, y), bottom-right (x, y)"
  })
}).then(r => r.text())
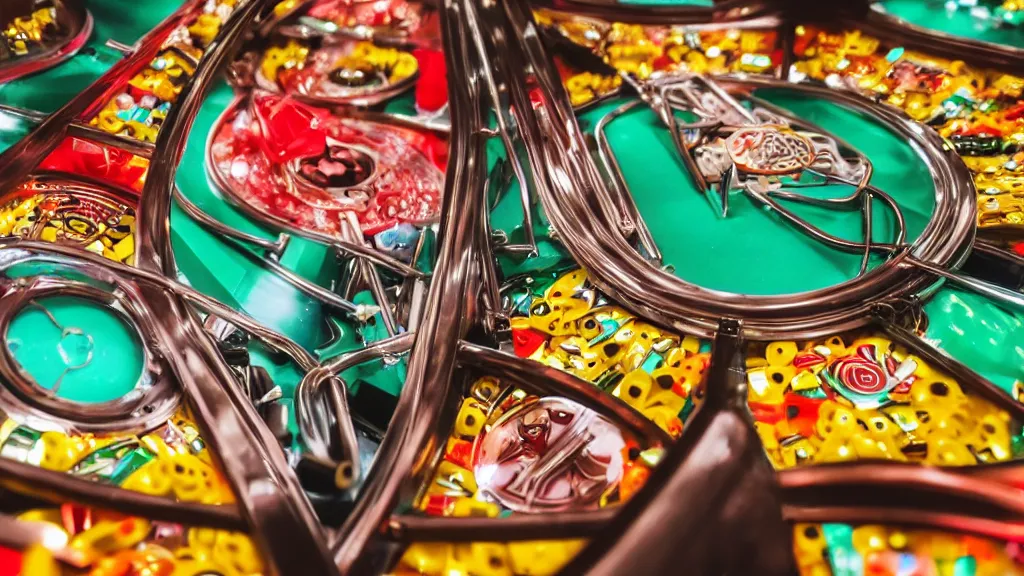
top-left (0, 277), bottom-right (178, 433)
top-left (0, 238), bottom-right (320, 373)
top-left (293, 334), bottom-right (413, 501)
top-left (779, 463), bottom-right (1024, 518)
top-left (963, 463), bottom-right (1024, 488)
top-left (173, 186), bottom-right (287, 254)
top-left (331, 0), bottom-right (487, 569)
top-left (861, 8), bottom-right (1024, 77)
top-left (322, 331), bottom-right (416, 373)
top-left (0, 104), bottom-right (48, 123)
top-left (535, 0), bottom-right (771, 25)
top-left (177, 287), bottom-right (319, 372)
top-left (0, 1), bottom-right (92, 84)
top-left (783, 506), bottom-right (1024, 543)
top-left (387, 508), bottom-right (616, 542)
top-left (0, 243), bottom-right (332, 573)
top-left (66, 123), bottom-right (156, 159)
top-left (560, 319), bottom-right (796, 575)
top-left (973, 239), bottom-right (1024, 269)
top-left (456, 341), bottom-right (673, 448)
top-left (778, 19), bottom-right (795, 81)
top-left (113, 0), bottom-right (338, 572)
top-left (139, 285), bottom-right (337, 575)
top-left (134, 0), bottom-right (274, 274)
top-left (0, 456), bottom-right (247, 532)
top-left (202, 95), bottom-right (427, 280)
top-left (504, 1), bottom-right (976, 340)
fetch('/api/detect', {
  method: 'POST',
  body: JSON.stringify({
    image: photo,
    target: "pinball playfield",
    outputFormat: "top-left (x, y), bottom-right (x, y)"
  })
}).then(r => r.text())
top-left (0, 0), bottom-right (1023, 574)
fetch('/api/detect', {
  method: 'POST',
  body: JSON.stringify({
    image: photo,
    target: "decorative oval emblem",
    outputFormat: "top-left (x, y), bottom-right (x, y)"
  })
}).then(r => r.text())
top-left (472, 397), bottom-right (625, 512)
top-left (725, 126), bottom-right (815, 175)
top-left (830, 348), bottom-right (888, 395)
top-left (821, 344), bottom-right (918, 408)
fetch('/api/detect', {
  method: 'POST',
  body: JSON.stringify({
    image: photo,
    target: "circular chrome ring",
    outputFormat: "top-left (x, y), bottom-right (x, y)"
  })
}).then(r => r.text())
top-left (253, 67), bottom-right (419, 107)
top-left (11, 171), bottom-right (139, 205)
top-left (533, 0), bottom-right (770, 25)
top-left (2, 172), bottom-right (140, 266)
top-left (291, 66), bottom-right (418, 108)
top-left (0, 2), bottom-right (94, 83)
top-left (0, 255), bottom-right (179, 434)
top-left (546, 77), bottom-right (977, 339)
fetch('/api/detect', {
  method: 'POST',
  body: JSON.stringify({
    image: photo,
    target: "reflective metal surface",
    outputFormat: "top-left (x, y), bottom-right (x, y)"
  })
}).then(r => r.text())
top-left (1, 1), bottom-right (1024, 575)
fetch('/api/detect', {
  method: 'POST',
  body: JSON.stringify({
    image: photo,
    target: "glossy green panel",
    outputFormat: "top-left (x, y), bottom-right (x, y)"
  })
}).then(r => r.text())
top-left (89, 0), bottom-right (183, 47)
top-left (172, 80), bottom-right (342, 414)
top-left (874, 0), bottom-right (1024, 48)
top-left (342, 294), bottom-right (408, 398)
top-left (0, 0), bottom-right (182, 114)
top-left (172, 80), bottom-right (405, 413)
top-left (923, 287), bottom-right (1024, 399)
top-left (0, 44), bottom-right (121, 113)
top-left (485, 132), bottom-right (570, 276)
top-left (382, 92), bottom-right (417, 116)
top-left (0, 110), bottom-right (34, 154)
top-left (397, 95), bottom-right (570, 278)
top-left (173, 80), bottom-right (339, 351)
top-left (577, 88), bottom-right (935, 295)
top-left (6, 295), bottom-right (144, 403)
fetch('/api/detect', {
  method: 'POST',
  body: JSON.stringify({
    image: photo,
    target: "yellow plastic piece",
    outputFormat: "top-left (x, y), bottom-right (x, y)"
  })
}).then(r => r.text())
top-left (507, 540), bottom-right (586, 576)
top-left (70, 517), bottom-right (152, 562)
top-left (21, 544), bottom-right (61, 576)
top-left (454, 397), bottom-right (488, 438)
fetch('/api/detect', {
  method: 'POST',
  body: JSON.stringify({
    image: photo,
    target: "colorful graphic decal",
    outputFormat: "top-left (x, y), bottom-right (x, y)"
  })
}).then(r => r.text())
top-left (88, 0), bottom-right (245, 143)
top-left (393, 540), bottom-right (586, 576)
top-left (749, 333), bottom-right (1024, 468)
top-left (12, 503), bottom-right (262, 575)
top-left (209, 94), bottom-right (444, 237)
top-left (418, 375), bottom-right (657, 518)
top-left (0, 185), bottom-right (137, 265)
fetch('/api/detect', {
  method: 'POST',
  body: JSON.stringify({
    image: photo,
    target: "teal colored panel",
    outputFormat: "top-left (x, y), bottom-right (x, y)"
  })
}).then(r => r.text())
top-left (0, 43), bottom-right (122, 113)
top-left (923, 287), bottom-right (1024, 398)
top-left (486, 132), bottom-right (571, 276)
top-left (822, 523), bottom-right (863, 576)
top-left (7, 295), bottom-right (144, 404)
top-left (577, 88), bottom-right (936, 296)
top-left (89, 0), bottom-right (183, 46)
top-left (874, 0), bottom-right (1024, 48)
top-left (173, 80), bottom-right (339, 351)
top-left (382, 92), bottom-right (418, 116)
top-left (0, 110), bottom-right (34, 154)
